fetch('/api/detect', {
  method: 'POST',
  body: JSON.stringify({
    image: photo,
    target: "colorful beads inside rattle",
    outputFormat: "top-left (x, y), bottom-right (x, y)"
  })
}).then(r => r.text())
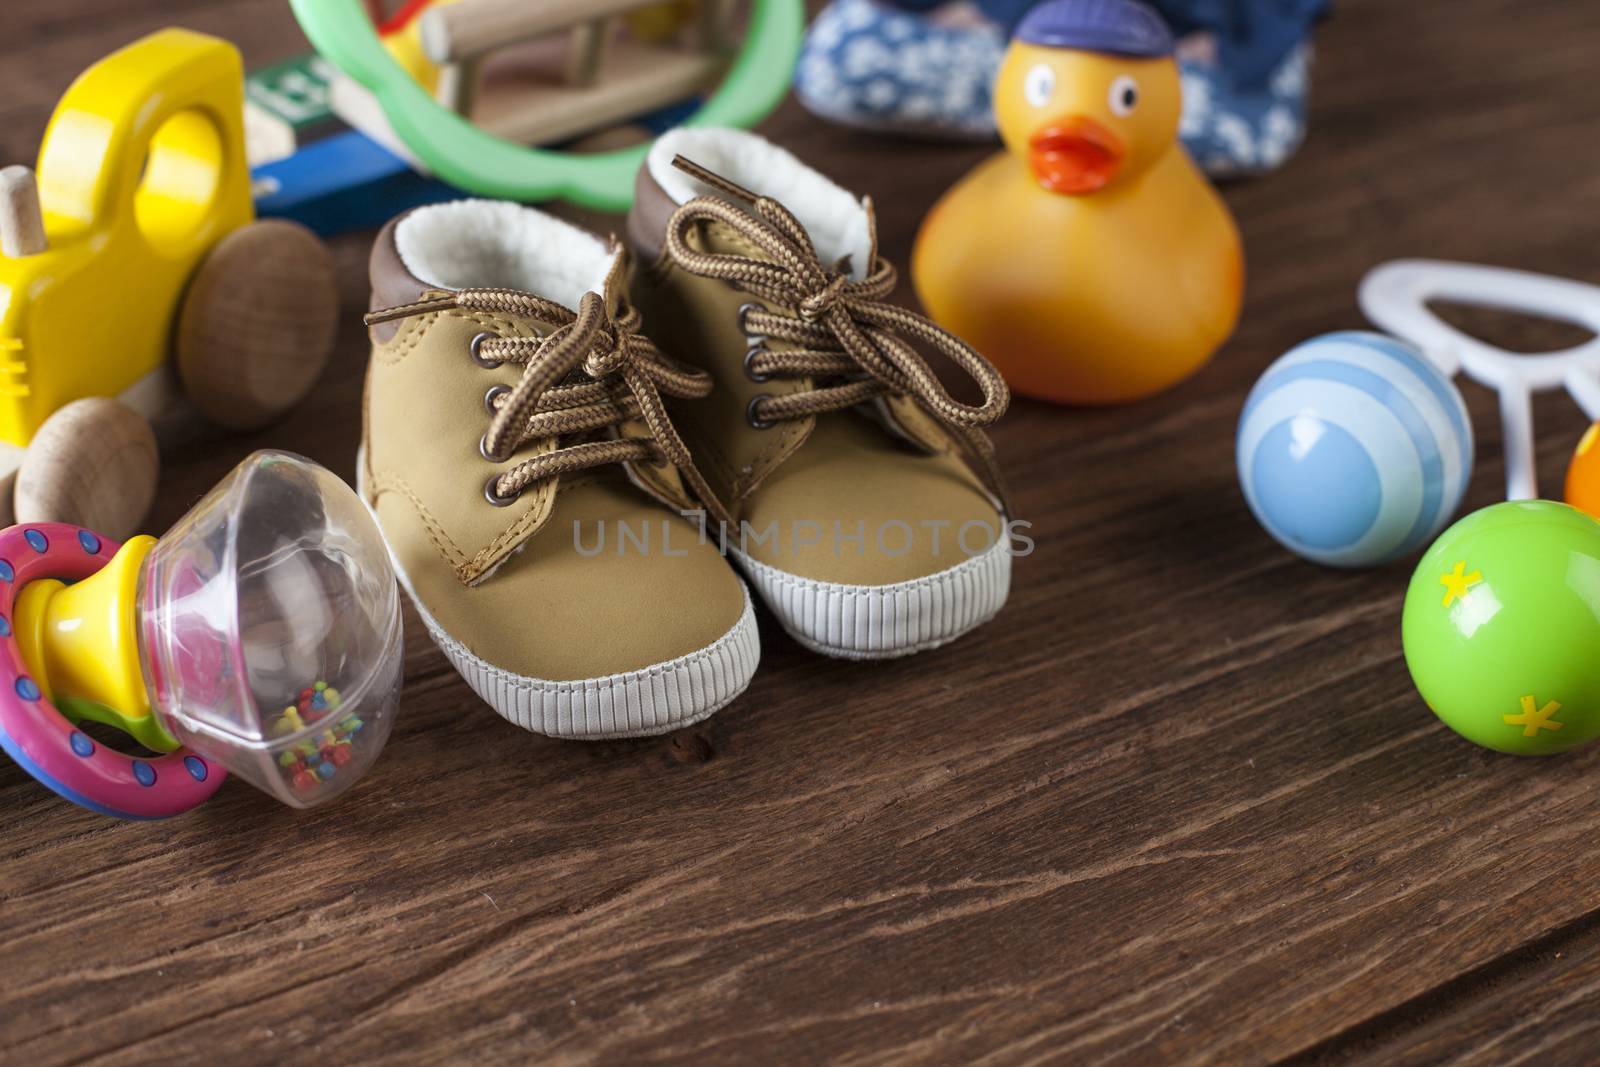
top-left (1238, 331), bottom-right (1473, 568)
top-left (270, 680), bottom-right (365, 794)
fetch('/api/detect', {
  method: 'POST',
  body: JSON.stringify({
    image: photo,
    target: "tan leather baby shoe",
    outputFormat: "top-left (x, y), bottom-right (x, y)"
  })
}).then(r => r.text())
top-left (626, 129), bottom-right (1014, 659)
top-left (361, 200), bottom-right (758, 738)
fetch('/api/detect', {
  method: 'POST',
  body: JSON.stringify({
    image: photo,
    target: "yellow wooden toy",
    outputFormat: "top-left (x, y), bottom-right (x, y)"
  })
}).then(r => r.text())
top-left (912, 0), bottom-right (1243, 406)
top-left (0, 29), bottom-right (338, 538)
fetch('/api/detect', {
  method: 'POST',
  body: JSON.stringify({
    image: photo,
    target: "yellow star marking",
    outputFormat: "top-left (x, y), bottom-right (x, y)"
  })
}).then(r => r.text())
top-left (1440, 561), bottom-right (1482, 607)
top-left (1504, 695), bottom-right (1564, 737)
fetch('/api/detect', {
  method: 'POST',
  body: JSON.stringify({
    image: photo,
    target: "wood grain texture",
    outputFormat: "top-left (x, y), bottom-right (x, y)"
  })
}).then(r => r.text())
top-left (13, 397), bottom-right (159, 539)
top-left (5, 1), bottom-right (1600, 1064)
top-left (0, 164), bottom-right (46, 257)
top-left (176, 219), bottom-right (339, 432)
top-left (422, 0), bottom-right (665, 62)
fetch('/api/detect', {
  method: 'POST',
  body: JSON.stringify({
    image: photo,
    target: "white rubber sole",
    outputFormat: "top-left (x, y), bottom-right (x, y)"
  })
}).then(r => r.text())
top-left (357, 453), bottom-right (760, 739)
top-left (730, 536), bottom-right (1012, 660)
top-left (402, 563), bottom-right (760, 738)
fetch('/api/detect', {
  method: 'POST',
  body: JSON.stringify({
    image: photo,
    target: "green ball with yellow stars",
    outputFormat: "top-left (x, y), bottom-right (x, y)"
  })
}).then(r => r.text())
top-left (1403, 499), bottom-right (1600, 755)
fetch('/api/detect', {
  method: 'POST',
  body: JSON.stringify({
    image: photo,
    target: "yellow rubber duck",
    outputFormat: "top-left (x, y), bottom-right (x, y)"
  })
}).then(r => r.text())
top-left (912, 0), bottom-right (1244, 405)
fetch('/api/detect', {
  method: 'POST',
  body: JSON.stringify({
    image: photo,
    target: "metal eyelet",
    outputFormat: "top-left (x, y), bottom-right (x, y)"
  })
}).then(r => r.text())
top-left (483, 383), bottom-right (510, 414)
top-left (484, 474), bottom-right (522, 507)
top-left (479, 433), bottom-right (506, 462)
top-left (746, 394), bottom-right (774, 430)
top-left (469, 332), bottom-right (498, 368)
top-left (743, 345), bottom-right (770, 383)
top-left (736, 301), bottom-right (766, 339)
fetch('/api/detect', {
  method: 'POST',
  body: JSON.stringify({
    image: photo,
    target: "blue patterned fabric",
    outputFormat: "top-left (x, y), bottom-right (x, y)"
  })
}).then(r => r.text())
top-left (796, 0), bottom-right (1008, 140)
top-left (794, 0), bottom-right (1318, 175)
top-left (1180, 37), bottom-right (1311, 176)
top-left (881, 0), bottom-right (1323, 87)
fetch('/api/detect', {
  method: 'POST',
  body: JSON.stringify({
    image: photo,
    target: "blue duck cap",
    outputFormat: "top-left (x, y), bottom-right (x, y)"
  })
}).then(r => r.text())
top-left (1014, 0), bottom-right (1175, 58)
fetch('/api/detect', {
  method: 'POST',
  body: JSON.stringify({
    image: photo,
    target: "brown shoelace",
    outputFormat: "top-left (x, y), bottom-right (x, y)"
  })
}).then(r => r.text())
top-left (365, 286), bottom-right (731, 526)
top-left (662, 156), bottom-right (1011, 506)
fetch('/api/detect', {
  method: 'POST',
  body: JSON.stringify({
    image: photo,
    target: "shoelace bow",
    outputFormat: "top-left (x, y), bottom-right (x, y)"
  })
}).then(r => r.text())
top-left (662, 156), bottom-right (1011, 507)
top-left (365, 287), bottom-right (731, 527)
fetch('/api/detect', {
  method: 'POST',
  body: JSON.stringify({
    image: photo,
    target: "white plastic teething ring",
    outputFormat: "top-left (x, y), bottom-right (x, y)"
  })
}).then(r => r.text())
top-left (1360, 260), bottom-right (1600, 501)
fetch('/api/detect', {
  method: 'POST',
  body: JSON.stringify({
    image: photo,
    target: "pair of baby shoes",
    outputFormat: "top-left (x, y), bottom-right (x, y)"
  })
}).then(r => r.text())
top-left (795, 0), bottom-right (1325, 177)
top-left (360, 129), bottom-right (1013, 739)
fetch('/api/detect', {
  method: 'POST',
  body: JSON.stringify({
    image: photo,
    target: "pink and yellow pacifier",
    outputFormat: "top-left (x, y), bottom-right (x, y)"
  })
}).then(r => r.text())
top-left (0, 451), bottom-right (403, 819)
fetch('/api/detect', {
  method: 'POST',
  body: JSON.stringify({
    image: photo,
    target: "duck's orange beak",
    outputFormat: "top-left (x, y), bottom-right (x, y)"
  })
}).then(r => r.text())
top-left (1028, 117), bottom-right (1126, 195)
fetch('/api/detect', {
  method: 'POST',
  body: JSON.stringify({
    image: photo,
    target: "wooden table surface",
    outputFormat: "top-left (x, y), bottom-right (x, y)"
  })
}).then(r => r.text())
top-left (7, 0), bottom-right (1600, 1063)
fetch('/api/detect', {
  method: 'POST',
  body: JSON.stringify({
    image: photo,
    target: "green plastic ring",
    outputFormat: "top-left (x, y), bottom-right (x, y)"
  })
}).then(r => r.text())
top-left (287, 0), bottom-right (803, 213)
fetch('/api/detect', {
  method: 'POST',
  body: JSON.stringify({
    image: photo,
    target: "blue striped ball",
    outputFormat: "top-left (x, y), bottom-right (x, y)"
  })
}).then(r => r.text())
top-left (1237, 331), bottom-right (1473, 568)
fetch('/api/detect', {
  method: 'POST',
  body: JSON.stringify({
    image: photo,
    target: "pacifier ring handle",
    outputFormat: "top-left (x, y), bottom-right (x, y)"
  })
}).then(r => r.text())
top-left (1565, 367), bottom-right (1600, 424)
top-left (0, 524), bottom-right (225, 819)
top-left (1360, 260), bottom-right (1600, 383)
top-left (1360, 259), bottom-right (1600, 502)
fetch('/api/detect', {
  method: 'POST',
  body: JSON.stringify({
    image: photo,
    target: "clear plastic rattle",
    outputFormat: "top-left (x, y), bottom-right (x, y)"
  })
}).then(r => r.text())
top-left (0, 451), bottom-right (403, 819)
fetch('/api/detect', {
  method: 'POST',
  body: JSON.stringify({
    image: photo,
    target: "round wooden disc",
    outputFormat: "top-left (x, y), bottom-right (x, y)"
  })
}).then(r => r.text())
top-left (176, 219), bottom-right (339, 431)
top-left (14, 398), bottom-right (159, 540)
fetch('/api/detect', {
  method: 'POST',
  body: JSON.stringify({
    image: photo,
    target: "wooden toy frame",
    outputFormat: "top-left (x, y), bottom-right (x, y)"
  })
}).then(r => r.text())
top-left (288, 0), bottom-right (803, 212)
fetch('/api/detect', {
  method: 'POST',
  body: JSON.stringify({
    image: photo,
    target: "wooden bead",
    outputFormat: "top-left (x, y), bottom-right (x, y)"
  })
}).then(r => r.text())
top-left (0, 165), bottom-right (47, 258)
top-left (175, 219), bottom-right (338, 431)
top-left (14, 398), bottom-right (158, 540)
top-left (0, 442), bottom-right (28, 528)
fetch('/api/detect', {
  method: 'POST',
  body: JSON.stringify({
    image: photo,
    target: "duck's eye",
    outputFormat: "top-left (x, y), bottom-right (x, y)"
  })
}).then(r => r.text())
top-left (1023, 64), bottom-right (1055, 108)
top-left (1109, 75), bottom-right (1139, 117)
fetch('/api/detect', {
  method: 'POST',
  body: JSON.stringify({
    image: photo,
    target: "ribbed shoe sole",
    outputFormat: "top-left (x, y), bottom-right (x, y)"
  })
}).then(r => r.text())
top-left (403, 565), bottom-right (760, 738)
top-left (730, 537), bottom-right (1011, 660)
top-left (357, 451), bottom-right (760, 738)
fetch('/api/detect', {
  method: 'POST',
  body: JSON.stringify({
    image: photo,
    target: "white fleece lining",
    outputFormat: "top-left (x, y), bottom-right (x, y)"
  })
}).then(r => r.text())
top-left (395, 199), bottom-right (616, 308)
top-left (648, 128), bottom-right (874, 281)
